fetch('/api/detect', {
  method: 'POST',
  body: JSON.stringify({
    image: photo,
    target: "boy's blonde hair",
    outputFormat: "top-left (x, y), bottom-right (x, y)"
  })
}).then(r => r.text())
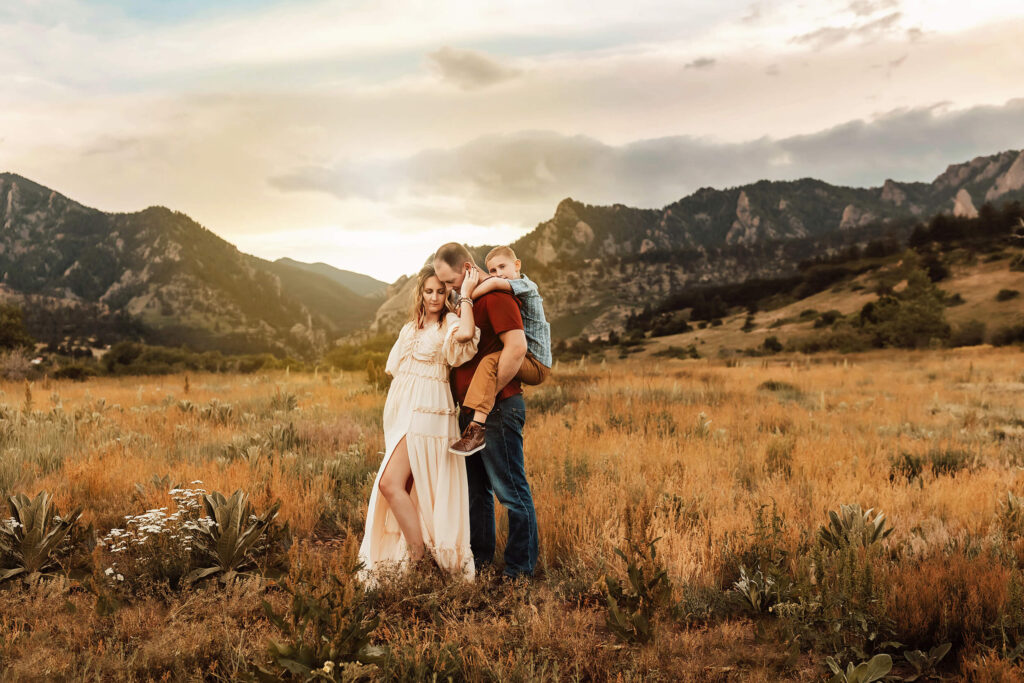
top-left (485, 245), bottom-right (517, 265)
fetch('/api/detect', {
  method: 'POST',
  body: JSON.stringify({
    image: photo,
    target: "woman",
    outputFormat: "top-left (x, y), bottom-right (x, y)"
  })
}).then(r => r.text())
top-left (357, 264), bottom-right (481, 583)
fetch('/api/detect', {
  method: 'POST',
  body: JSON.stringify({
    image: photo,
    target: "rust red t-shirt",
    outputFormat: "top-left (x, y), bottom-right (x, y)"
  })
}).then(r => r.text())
top-left (451, 290), bottom-right (524, 406)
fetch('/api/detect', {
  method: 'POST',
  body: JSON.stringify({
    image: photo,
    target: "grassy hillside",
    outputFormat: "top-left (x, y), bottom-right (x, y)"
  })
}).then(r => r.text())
top-left (643, 247), bottom-right (1024, 359)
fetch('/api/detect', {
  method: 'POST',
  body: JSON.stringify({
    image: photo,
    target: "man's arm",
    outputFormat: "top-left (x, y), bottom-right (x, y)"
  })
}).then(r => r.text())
top-left (495, 329), bottom-right (527, 393)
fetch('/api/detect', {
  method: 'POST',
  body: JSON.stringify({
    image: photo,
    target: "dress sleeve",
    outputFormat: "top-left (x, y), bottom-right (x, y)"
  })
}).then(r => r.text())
top-left (385, 323), bottom-right (412, 377)
top-left (441, 313), bottom-right (480, 367)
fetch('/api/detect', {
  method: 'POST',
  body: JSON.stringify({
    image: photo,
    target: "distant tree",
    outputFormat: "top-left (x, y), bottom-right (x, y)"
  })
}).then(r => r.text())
top-left (858, 268), bottom-right (950, 348)
top-left (920, 252), bottom-right (950, 282)
top-left (0, 304), bottom-right (35, 349)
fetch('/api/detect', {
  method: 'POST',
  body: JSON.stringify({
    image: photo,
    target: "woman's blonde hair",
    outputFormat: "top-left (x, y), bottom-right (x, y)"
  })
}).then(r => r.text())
top-left (410, 264), bottom-right (452, 328)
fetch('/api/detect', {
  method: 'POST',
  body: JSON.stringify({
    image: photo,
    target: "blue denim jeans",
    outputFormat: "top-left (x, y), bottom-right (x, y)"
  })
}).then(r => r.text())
top-left (461, 393), bottom-right (539, 577)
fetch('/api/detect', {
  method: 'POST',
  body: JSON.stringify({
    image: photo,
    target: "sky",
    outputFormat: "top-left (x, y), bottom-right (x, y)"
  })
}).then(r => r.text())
top-left (2, 0), bottom-right (1024, 282)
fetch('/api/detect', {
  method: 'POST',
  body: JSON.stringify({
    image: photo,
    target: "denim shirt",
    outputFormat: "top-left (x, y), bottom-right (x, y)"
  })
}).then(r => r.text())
top-left (508, 274), bottom-right (552, 368)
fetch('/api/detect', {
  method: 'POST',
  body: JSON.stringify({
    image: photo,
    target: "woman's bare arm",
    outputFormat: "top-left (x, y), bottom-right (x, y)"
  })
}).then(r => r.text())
top-left (453, 267), bottom-right (479, 342)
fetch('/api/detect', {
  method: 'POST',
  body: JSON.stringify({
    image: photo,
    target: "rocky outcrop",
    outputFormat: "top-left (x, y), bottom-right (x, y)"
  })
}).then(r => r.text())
top-left (725, 191), bottom-right (762, 245)
top-left (986, 150), bottom-right (1024, 202)
top-left (952, 188), bottom-right (978, 218)
top-left (880, 179), bottom-right (906, 206)
top-left (839, 204), bottom-right (877, 230)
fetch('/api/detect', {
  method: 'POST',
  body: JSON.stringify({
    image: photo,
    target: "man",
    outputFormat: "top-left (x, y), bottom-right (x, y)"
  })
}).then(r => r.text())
top-left (433, 242), bottom-right (539, 579)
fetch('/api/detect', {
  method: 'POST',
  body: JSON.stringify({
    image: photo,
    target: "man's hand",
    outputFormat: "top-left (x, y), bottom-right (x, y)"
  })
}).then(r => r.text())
top-left (495, 329), bottom-right (527, 392)
top-left (460, 266), bottom-right (480, 299)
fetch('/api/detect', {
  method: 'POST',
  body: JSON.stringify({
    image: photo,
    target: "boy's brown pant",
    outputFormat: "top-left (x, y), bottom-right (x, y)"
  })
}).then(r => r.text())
top-left (463, 351), bottom-right (550, 416)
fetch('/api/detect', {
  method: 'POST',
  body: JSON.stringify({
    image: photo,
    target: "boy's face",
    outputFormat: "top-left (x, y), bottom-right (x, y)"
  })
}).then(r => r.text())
top-left (486, 255), bottom-right (522, 279)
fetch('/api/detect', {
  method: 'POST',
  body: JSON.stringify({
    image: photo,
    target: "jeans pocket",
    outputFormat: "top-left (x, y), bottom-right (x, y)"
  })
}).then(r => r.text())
top-left (505, 406), bottom-right (525, 432)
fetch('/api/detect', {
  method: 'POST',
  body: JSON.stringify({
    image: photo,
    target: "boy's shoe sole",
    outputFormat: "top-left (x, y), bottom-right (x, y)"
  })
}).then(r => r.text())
top-left (449, 442), bottom-right (486, 456)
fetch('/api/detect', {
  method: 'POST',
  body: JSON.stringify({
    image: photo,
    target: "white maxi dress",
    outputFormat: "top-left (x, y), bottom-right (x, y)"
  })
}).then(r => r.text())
top-left (357, 312), bottom-right (479, 583)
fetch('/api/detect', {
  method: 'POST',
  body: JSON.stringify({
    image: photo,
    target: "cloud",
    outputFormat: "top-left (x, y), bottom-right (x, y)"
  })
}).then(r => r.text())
top-left (685, 57), bottom-right (716, 69)
top-left (270, 98), bottom-right (1024, 220)
top-left (792, 11), bottom-right (902, 49)
top-left (848, 0), bottom-right (900, 17)
top-left (426, 46), bottom-right (522, 90)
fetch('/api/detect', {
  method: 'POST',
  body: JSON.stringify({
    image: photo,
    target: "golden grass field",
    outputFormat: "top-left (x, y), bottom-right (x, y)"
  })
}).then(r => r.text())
top-left (2, 346), bottom-right (1024, 680)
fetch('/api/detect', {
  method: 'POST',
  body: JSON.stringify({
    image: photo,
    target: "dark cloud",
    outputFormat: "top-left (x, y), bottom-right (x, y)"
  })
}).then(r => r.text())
top-left (269, 98), bottom-right (1024, 219)
top-left (792, 11), bottom-right (902, 50)
top-left (426, 46), bottom-right (522, 90)
top-left (685, 57), bottom-right (716, 69)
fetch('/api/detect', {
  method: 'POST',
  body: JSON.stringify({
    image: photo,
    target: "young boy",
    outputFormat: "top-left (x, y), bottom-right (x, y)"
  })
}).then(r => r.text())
top-left (449, 246), bottom-right (552, 456)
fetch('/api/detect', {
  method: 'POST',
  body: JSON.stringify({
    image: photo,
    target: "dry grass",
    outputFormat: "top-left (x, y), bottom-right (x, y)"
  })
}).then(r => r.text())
top-left (2, 347), bottom-right (1024, 679)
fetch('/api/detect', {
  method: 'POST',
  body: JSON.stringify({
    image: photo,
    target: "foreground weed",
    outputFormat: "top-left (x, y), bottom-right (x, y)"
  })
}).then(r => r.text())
top-left (902, 642), bottom-right (951, 681)
top-left (0, 491), bottom-right (83, 584)
top-left (603, 537), bottom-right (673, 644)
top-left (818, 504), bottom-right (893, 551)
top-left (733, 565), bottom-right (782, 614)
top-left (185, 490), bottom-right (283, 585)
top-left (255, 564), bottom-right (383, 681)
top-left (825, 653), bottom-right (891, 683)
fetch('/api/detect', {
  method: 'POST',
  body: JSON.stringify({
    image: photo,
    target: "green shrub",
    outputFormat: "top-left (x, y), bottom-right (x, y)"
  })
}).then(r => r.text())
top-left (889, 451), bottom-right (924, 482)
top-left (52, 363), bottom-right (98, 381)
top-left (991, 324), bottom-right (1024, 346)
top-left (950, 320), bottom-right (987, 347)
top-left (927, 447), bottom-right (972, 477)
top-left (762, 336), bottom-right (783, 354)
top-left (815, 310), bottom-right (844, 328)
top-left (758, 380), bottom-right (804, 403)
top-left (652, 344), bottom-right (700, 359)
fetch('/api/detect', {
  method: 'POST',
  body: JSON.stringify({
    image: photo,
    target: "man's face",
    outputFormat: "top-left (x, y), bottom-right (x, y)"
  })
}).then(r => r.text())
top-left (486, 255), bottom-right (521, 280)
top-left (433, 259), bottom-right (466, 289)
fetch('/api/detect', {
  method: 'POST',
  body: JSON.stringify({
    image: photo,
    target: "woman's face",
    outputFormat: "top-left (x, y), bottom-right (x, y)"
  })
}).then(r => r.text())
top-left (422, 276), bottom-right (447, 315)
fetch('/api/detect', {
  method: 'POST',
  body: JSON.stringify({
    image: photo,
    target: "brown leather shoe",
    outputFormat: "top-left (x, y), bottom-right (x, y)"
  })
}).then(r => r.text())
top-left (449, 421), bottom-right (486, 456)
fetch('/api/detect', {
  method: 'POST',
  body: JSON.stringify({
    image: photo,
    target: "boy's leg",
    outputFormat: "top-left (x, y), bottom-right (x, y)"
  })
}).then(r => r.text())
top-left (462, 351), bottom-right (500, 417)
top-left (450, 352), bottom-right (501, 456)
top-left (515, 352), bottom-right (550, 386)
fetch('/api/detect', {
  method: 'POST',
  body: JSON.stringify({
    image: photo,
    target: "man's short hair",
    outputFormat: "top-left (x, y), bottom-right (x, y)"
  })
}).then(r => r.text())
top-left (434, 242), bottom-right (474, 270)
top-left (485, 245), bottom-right (517, 265)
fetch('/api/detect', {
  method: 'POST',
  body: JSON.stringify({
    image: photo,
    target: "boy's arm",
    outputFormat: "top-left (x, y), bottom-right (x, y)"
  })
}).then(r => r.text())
top-left (471, 276), bottom-right (512, 299)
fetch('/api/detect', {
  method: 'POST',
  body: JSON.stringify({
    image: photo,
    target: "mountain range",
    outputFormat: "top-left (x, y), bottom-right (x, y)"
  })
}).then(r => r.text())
top-left (3, 148), bottom-right (1023, 354)
top-left (0, 173), bottom-right (381, 357)
top-left (371, 148), bottom-right (1024, 338)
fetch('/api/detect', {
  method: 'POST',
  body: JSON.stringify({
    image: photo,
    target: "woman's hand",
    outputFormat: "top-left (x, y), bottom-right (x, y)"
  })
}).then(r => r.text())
top-left (460, 266), bottom-right (480, 299)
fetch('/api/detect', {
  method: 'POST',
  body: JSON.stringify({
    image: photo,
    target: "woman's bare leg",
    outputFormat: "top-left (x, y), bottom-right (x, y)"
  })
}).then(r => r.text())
top-left (378, 436), bottom-right (425, 562)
